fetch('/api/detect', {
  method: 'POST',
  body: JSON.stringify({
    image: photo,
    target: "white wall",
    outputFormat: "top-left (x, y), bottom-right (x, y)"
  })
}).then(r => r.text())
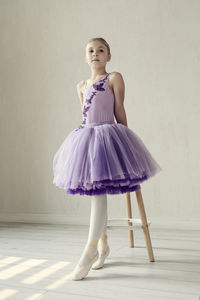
top-left (0, 0), bottom-right (199, 229)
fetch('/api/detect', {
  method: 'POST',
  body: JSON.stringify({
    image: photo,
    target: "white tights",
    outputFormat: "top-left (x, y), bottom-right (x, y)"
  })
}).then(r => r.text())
top-left (88, 193), bottom-right (107, 241)
top-left (78, 193), bottom-right (108, 266)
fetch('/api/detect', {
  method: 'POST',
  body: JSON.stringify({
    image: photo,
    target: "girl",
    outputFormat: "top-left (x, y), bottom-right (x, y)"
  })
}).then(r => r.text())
top-left (53, 37), bottom-right (162, 280)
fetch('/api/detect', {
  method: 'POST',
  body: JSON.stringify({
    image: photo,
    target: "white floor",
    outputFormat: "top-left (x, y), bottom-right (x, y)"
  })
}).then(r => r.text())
top-left (0, 222), bottom-right (199, 300)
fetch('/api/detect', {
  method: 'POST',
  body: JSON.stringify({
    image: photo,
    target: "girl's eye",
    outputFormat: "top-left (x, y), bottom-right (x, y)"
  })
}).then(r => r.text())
top-left (89, 49), bottom-right (104, 53)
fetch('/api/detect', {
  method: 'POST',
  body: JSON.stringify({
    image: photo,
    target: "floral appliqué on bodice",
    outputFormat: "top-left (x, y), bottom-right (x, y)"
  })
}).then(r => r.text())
top-left (75, 74), bottom-right (109, 131)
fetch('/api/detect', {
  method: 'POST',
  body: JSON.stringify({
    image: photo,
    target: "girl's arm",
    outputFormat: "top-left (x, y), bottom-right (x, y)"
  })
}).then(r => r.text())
top-left (112, 72), bottom-right (128, 127)
top-left (76, 81), bottom-right (85, 113)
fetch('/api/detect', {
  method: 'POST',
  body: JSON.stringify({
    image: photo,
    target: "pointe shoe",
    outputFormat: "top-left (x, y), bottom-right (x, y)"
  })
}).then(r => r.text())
top-left (92, 245), bottom-right (110, 269)
top-left (71, 252), bottom-right (99, 280)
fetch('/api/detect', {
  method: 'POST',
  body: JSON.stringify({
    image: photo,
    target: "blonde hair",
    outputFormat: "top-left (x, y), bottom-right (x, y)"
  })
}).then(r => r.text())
top-left (87, 37), bottom-right (111, 56)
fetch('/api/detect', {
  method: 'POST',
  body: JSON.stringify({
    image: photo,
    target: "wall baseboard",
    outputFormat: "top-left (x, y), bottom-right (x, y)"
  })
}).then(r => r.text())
top-left (0, 214), bottom-right (199, 231)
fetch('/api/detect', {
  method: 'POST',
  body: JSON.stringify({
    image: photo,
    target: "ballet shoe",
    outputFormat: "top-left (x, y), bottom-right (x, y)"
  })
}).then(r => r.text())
top-left (70, 252), bottom-right (99, 280)
top-left (92, 245), bottom-right (110, 270)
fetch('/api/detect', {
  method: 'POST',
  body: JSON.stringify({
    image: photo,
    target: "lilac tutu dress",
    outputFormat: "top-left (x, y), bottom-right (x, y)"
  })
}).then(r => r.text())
top-left (53, 73), bottom-right (162, 195)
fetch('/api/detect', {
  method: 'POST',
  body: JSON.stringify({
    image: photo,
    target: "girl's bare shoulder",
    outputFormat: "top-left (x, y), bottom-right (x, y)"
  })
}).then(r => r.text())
top-left (77, 80), bottom-right (86, 94)
top-left (109, 71), bottom-right (124, 80)
top-left (109, 72), bottom-right (124, 89)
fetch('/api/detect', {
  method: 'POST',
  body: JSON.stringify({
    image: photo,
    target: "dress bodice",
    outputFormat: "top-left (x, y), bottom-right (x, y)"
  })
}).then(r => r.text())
top-left (82, 73), bottom-right (115, 125)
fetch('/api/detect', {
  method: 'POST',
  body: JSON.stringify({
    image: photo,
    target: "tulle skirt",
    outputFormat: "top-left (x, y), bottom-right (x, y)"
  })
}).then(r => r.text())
top-left (53, 121), bottom-right (162, 195)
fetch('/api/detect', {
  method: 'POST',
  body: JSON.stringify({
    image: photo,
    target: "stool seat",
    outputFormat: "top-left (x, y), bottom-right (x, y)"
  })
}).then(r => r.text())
top-left (107, 187), bottom-right (155, 262)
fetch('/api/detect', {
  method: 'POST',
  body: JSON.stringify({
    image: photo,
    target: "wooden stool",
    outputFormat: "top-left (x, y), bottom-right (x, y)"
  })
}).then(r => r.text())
top-left (107, 185), bottom-right (155, 262)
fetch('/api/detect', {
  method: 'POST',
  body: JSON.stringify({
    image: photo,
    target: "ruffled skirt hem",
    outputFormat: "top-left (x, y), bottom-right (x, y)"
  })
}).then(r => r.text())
top-left (53, 174), bottom-right (152, 196)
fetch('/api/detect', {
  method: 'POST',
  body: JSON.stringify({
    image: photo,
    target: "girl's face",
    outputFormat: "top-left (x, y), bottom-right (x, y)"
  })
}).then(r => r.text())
top-left (85, 41), bottom-right (111, 68)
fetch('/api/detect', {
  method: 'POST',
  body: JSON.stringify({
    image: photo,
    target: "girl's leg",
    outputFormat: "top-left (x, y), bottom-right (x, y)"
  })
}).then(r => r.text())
top-left (71, 193), bottom-right (107, 280)
top-left (98, 210), bottom-right (109, 251)
top-left (87, 193), bottom-right (107, 241)
top-left (92, 208), bottom-right (110, 270)
top-left (100, 210), bottom-right (108, 237)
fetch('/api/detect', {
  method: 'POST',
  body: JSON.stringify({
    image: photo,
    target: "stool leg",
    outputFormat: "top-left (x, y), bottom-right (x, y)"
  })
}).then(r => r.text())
top-left (125, 192), bottom-right (134, 247)
top-left (135, 188), bottom-right (155, 262)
